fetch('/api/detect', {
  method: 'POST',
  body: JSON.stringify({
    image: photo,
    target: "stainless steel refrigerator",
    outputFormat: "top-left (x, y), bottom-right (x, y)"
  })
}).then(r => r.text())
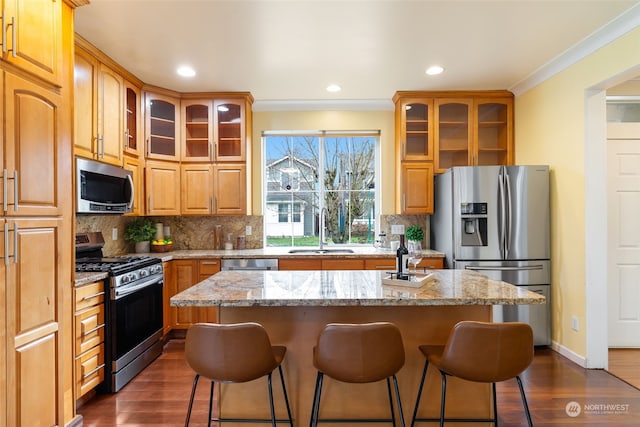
top-left (431, 165), bottom-right (551, 345)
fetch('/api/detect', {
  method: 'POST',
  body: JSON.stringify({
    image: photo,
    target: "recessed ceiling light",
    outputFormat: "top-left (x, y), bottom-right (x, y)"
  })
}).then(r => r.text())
top-left (326, 84), bottom-right (341, 93)
top-left (177, 65), bottom-right (196, 78)
top-left (425, 65), bottom-right (444, 76)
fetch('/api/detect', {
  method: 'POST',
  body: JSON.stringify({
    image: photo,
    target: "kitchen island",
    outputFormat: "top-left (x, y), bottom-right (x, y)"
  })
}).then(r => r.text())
top-left (171, 269), bottom-right (545, 425)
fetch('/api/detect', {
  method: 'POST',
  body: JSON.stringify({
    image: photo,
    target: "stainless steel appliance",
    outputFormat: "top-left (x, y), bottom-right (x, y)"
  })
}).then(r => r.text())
top-left (221, 258), bottom-right (279, 271)
top-left (75, 232), bottom-right (164, 392)
top-left (76, 157), bottom-right (134, 214)
top-left (431, 165), bottom-right (551, 345)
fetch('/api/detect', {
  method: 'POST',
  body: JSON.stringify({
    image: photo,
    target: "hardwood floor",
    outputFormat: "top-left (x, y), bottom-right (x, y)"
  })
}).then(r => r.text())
top-left (78, 341), bottom-right (640, 426)
top-left (608, 348), bottom-right (640, 390)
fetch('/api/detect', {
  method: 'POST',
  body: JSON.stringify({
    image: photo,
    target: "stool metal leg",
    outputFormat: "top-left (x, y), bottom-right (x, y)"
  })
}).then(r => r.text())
top-left (267, 373), bottom-right (276, 427)
top-left (185, 374), bottom-right (200, 427)
top-left (516, 376), bottom-right (533, 427)
top-left (278, 365), bottom-right (294, 427)
top-left (492, 382), bottom-right (498, 426)
top-left (386, 377), bottom-right (397, 427)
top-left (410, 359), bottom-right (429, 427)
top-left (208, 380), bottom-right (215, 427)
top-left (392, 374), bottom-right (406, 427)
top-left (439, 372), bottom-right (447, 427)
top-left (310, 372), bottom-right (324, 427)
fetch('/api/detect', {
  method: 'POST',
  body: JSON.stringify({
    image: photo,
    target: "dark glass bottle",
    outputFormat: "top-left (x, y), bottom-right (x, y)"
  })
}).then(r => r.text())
top-left (396, 235), bottom-right (409, 280)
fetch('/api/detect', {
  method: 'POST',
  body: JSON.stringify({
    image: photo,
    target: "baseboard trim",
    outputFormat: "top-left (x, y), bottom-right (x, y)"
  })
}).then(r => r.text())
top-left (65, 414), bottom-right (83, 427)
top-left (551, 340), bottom-right (587, 368)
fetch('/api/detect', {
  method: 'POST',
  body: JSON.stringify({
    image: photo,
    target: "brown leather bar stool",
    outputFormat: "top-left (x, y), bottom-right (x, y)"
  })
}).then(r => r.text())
top-left (310, 322), bottom-right (406, 427)
top-left (184, 322), bottom-right (293, 427)
top-left (410, 321), bottom-right (534, 427)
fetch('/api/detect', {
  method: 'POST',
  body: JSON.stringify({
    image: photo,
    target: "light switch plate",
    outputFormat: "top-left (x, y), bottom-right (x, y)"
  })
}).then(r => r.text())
top-left (245, 225), bottom-right (252, 236)
top-left (391, 224), bottom-right (404, 235)
top-left (112, 227), bottom-right (118, 241)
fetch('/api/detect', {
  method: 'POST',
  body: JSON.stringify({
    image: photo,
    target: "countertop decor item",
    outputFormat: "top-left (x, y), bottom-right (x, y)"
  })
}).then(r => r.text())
top-left (405, 225), bottom-right (424, 243)
top-left (124, 218), bottom-right (156, 253)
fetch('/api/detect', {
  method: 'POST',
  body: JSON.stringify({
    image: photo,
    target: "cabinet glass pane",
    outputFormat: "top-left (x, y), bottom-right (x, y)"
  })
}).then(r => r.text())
top-left (126, 88), bottom-right (137, 151)
top-left (217, 103), bottom-right (241, 158)
top-left (438, 103), bottom-right (469, 169)
top-left (404, 102), bottom-right (429, 157)
top-left (477, 103), bottom-right (508, 165)
top-left (150, 100), bottom-right (176, 156)
top-left (185, 104), bottom-right (210, 158)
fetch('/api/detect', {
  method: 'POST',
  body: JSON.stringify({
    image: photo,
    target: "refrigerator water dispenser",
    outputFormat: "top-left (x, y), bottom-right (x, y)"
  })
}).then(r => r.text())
top-left (460, 203), bottom-right (487, 246)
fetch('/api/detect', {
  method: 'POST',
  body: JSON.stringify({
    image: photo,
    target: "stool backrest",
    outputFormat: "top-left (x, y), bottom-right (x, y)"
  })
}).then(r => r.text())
top-left (185, 322), bottom-right (279, 383)
top-left (314, 322), bottom-right (405, 383)
top-left (438, 321), bottom-right (534, 383)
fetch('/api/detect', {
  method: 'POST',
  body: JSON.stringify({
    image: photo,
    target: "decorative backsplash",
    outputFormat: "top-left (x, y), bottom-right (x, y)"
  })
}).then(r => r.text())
top-left (75, 214), bottom-right (430, 256)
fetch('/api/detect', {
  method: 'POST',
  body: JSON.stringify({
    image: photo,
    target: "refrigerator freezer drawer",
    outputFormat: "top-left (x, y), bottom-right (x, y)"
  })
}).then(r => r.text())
top-left (494, 285), bottom-right (551, 346)
top-left (454, 260), bottom-right (550, 286)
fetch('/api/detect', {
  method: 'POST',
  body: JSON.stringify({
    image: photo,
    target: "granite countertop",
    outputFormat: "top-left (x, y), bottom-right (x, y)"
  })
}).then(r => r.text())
top-left (170, 269), bottom-right (546, 307)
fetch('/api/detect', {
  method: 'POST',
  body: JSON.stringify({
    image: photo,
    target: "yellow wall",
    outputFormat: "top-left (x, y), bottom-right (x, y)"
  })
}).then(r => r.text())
top-left (251, 110), bottom-right (395, 215)
top-left (515, 27), bottom-right (640, 355)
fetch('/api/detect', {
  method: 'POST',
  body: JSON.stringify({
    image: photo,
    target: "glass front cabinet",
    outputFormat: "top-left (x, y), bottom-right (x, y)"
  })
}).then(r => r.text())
top-left (146, 93), bottom-right (180, 160)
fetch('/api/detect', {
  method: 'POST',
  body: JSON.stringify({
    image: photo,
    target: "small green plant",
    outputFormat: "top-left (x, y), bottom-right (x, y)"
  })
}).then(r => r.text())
top-left (406, 225), bottom-right (424, 242)
top-left (124, 218), bottom-right (156, 243)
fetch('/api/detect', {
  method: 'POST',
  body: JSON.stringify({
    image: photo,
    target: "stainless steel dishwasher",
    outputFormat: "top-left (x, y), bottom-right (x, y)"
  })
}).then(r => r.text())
top-left (221, 258), bottom-right (279, 271)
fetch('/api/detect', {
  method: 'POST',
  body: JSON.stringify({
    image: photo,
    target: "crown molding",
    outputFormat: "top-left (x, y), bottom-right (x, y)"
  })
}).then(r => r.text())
top-left (509, 3), bottom-right (640, 96)
top-left (252, 99), bottom-right (395, 112)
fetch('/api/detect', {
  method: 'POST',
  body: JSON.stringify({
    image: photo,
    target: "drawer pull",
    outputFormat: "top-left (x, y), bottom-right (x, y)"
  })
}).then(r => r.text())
top-left (82, 291), bottom-right (105, 301)
top-left (375, 265), bottom-right (395, 269)
top-left (83, 363), bottom-right (105, 380)
top-left (201, 261), bottom-right (219, 265)
top-left (82, 324), bottom-right (104, 336)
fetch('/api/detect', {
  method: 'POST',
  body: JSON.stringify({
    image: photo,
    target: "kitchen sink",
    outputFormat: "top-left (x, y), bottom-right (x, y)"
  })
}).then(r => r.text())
top-left (288, 249), bottom-right (355, 254)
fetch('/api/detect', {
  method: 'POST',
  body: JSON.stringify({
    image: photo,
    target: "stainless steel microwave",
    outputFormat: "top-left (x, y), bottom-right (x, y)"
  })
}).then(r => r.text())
top-left (76, 157), bottom-right (134, 214)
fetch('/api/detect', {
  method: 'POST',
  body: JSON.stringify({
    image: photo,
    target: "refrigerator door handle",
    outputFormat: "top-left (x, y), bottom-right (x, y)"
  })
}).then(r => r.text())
top-left (505, 169), bottom-right (513, 258)
top-left (498, 168), bottom-right (507, 258)
top-left (464, 265), bottom-right (544, 271)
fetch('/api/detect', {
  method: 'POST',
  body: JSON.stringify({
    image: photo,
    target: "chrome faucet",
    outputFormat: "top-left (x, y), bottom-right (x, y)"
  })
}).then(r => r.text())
top-left (319, 207), bottom-right (329, 251)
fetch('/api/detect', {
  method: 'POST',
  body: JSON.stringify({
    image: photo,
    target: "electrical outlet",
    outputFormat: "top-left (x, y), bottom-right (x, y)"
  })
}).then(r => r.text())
top-left (571, 316), bottom-right (579, 331)
top-left (245, 225), bottom-right (252, 236)
top-left (112, 227), bottom-right (118, 241)
top-left (391, 224), bottom-right (405, 235)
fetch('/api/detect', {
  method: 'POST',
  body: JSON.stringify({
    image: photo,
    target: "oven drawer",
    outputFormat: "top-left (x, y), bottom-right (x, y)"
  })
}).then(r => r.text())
top-left (75, 280), bottom-right (105, 311)
top-left (75, 304), bottom-right (105, 355)
top-left (75, 344), bottom-right (105, 398)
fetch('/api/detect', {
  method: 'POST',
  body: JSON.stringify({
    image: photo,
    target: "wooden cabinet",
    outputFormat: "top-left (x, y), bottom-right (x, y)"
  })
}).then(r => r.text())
top-left (180, 163), bottom-right (212, 215)
top-left (416, 257), bottom-right (444, 270)
top-left (394, 91), bottom-right (513, 214)
top-left (73, 281), bottom-right (106, 398)
top-left (166, 259), bottom-right (221, 330)
top-left (162, 261), bottom-right (173, 336)
top-left (364, 257), bottom-right (396, 271)
top-left (146, 91), bottom-right (180, 161)
top-left (400, 162), bottom-right (434, 214)
top-left (124, 80), bottom-right (142, 157)
top-left (73, 46), bottom-right (124, 166)
top-left (213, 99), bottom-right (246, 162)
top-left (279, 258), bottom-right (322, 270)
top-left (1, 0), bottom-right (62, 86)
top-left (145, 160), bottom-right (180, 215)
top-left (434, 95), bottom-right (513, 173)
top-left (182, 100), bottom-right (212, 161)
top-left (213, 163), bottom-right (246, 214)
top-left (123, 155), bottom-right (144, 216)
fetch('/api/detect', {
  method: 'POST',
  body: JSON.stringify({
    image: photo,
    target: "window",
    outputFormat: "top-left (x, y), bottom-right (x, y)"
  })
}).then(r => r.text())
top-left (263, 131), bottom-right (379, 247)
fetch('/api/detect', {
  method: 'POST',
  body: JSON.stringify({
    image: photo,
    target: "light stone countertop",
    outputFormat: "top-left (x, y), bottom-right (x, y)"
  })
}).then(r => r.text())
top-left (170, 269), bottom-right (546, 307)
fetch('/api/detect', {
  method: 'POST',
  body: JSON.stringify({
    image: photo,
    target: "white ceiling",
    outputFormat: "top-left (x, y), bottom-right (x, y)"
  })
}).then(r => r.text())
top-left (75, 0), bottom-right (640, 110)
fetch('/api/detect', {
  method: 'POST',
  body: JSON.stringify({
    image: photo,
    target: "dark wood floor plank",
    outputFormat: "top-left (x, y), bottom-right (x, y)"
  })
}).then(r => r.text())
top-left (78, 341), bottom-right (640, 426)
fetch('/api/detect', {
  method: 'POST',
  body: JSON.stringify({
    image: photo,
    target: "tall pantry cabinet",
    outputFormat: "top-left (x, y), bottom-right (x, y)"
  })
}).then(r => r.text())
top-left (0, 1), bottom-right (75, 427)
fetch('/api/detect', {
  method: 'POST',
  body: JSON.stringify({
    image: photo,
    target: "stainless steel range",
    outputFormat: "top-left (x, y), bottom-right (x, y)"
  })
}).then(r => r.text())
top-left (76, 232), bottom-right (164, 392)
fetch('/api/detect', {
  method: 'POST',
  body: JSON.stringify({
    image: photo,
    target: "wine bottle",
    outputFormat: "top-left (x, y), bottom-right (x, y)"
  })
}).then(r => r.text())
top-left (396, 235), bottom-right (409, 280)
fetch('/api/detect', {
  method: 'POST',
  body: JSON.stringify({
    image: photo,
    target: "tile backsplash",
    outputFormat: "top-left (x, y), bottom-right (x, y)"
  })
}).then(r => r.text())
top-left (76, 214), bottom-right (429, 256)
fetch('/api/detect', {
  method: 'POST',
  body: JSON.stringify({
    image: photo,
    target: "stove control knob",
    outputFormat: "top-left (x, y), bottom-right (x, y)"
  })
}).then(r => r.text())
top-left (120, 275), bottom-right (130, 285)
top-left (150, 265), bottom-right (162, 274)
top-left (140, 269), bottom-right (149, 278)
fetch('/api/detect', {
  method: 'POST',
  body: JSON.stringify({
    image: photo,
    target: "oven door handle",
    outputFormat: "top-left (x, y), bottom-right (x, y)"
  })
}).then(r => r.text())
top-left (113, 277), bottom-right (162, 299)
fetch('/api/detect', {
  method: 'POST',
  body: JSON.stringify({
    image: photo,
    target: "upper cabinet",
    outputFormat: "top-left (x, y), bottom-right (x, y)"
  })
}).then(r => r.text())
top-left (1, 0), bottom-right (62, 86)
top-left (73, 45), bottom-right (126, 166)
top-left (146, 91), bottom-right (180, 161)
top-left (394, 91), bottom-right (514, 214)
top-left (214, 99), bottom-right (246, 162)
top-left (182, 100), bottom-right (212, 161)
top-left (124, 81), bottom-right (142, 157)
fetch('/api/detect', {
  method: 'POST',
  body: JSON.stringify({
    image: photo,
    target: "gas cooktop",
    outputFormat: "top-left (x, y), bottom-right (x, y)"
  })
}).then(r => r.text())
top-left (75, 255), bottom-right (161, 275)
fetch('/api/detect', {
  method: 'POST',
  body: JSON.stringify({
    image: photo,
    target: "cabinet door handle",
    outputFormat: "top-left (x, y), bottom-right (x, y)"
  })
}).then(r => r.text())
top-left (82, 291), bottom-right (105, 301)
top-left (6, 16), bottom-right (15, 57)
top-left (13, 223), bottom-right (17, 264)
top-left (82, 323), bottom-right (105, 337)
top-left (83, 364), bottom-right (105, 380)
top-left (11, 170), bottom-right (17, 211)
top-left (2, 169), bottom-right (7, 212)
top-left (3, 222), bottom-right (8, 266)
top-left (402, 193), bottom-right (406, 212)
top-left (0, 14), bottom-right (5, 54)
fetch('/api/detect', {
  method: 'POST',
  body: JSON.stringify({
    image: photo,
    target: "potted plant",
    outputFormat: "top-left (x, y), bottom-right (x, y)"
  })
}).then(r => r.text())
top-left (124, 218), bottom-right (156, 253)
top-left (406, 225), bottom-right (424, 244)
